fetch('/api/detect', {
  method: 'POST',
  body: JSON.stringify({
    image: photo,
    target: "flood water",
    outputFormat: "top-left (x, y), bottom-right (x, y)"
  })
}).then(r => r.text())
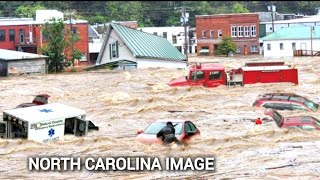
top-left (0, 55), bottom-right (320, 179)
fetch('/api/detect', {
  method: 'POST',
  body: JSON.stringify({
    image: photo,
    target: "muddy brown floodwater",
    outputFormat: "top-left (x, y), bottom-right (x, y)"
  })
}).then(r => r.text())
top-left (0, 55), bottom-right (320, 179)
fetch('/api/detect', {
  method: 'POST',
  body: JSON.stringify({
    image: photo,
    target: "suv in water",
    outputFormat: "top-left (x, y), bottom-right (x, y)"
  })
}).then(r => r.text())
top-left (253, 93), bottom-right (319, 112)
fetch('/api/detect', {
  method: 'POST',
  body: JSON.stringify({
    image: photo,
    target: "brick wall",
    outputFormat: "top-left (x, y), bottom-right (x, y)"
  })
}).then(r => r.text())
top-left (196, 13), bottom-right (260, 56)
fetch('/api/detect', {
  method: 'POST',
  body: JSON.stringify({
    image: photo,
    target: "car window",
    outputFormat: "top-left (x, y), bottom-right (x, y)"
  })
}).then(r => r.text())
top-left (291, 104), bottom-right (307, 111)
top-left (262, 103), bottom-right (274, 108)
top-left (315, 119), bottom-right (320, 128)
top-left (185, 123), bottom-right (192, 133)
top-left (187, 122), bottom-right (197, 132)
top-left (272, 95), bottom-right (289, 100)
top-left (209, 71), bottom-right (221, 80)
top-left (191, 71), bottom-right (205, 81)
top-left (304, 99), bottom-right (318, 111)
top-left (274, 103), bottom-right (292, 110)
top-left (272, 111), bottom-right (283, 127)
top-left (144, 122), bottom-right (183, 135)
top-left (33, 96), bottom-right (47, 103)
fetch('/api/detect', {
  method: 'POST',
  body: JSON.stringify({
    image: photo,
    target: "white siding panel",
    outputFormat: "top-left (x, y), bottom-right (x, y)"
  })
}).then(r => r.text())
top-left (137, 59), bottom-right (187, 69)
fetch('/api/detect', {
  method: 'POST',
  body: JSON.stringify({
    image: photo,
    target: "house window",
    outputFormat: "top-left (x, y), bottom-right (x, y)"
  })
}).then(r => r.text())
top-left (210, 30), bottom-right (214, 38)
top-left (9, 29), bottom-right (15, 41)
top-left (292, 42), bottom-right (296, 50)
top-left (163, 32), bottom-right (167, 39)
top-left (231, 26), bottom-right (237, 37)
top-left (251, 46), bottom-right (258, 52)
top-left (236, 46), bottom-right (241, 53)
top-left (0, 30), bottom-right (5, 41)
top-left (267, 43), bottom-right (271, 50)
top-left (202, 30), bottom-right (207, 38)
top-left (19, 29), bottom-right (25, 44)
top-left (153, 32), bottom-right (157, 35)
top-left (172, 35), bottom-right (177, 44)
top-left (71, 27), bottom-right (77, 35)
top-left (280, 43), bottom-right (284, 50)
top-left (238, 26), bottom-right (243, 37)
top-left (244, 26), bottom-right (249, 37)
top-left (251, 25), bottom-right (256, 37)
top-left (218, 30), bottom-right (222, 37)
top-left (109, 41), bottom-right (119, 59)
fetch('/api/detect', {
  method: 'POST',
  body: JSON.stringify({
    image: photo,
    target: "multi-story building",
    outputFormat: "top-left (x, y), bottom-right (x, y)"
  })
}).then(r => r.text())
top-left (137, 26), bottom-right (197, 55)
top-left (195, 13), bottom-right (260, 56)
top-left (0, 10), bottom-right (89, 66)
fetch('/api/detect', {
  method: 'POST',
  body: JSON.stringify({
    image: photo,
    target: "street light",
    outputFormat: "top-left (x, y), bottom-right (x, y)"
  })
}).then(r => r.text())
top-left (311, 26), bottom-right (315, 56)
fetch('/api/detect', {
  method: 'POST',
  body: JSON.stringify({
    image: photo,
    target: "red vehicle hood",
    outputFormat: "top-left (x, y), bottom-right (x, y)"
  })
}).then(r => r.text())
top-left (168, 77), bottom-right (189, 86)
top-left (136, 133), bottom-right (183, 145)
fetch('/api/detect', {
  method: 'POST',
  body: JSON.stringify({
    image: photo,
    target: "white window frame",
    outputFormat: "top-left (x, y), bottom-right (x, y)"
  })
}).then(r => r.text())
top-left (251, 25), bottom-right (256, 37)
top-left (238, 26), bottom-right (243, 37)
top-left (250, 46), bottom-right (258, 52)
top-left (244, 26), bottom-right (250, 37)
top-left (267, 43), bottom-right (271, 51)
top-left (111, 42), bottom-right (117, 58)
top-left (218, 30), bottom-right (222, 37)
top-left (231, 26), bottom-right (237, 37)
top-left (202, 30), bottom-right (207, 38)
top-left (210, 30), bottom-right (214, 38)
top-left (280, 43), bottom-right (284, 50)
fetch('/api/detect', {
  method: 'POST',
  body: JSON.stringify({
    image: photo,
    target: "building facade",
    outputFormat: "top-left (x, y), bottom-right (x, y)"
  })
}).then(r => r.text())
top-left (196, 13), bottom-right (260, 56)
top-left (137, 26), bottom-right (197, 55)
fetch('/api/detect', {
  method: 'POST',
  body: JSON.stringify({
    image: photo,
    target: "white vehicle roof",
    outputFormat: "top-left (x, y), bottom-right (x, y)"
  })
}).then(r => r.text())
top-left (4, 103), bottom-right (86, 123)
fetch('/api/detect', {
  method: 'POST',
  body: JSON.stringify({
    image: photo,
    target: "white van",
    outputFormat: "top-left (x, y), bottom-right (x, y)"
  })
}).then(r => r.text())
top-left (0, 103), bottom-right (90, 143)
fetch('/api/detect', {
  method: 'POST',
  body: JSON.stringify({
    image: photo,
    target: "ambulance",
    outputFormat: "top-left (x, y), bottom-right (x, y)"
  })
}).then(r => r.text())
top-left (0, 103), bottom-right (92, 143)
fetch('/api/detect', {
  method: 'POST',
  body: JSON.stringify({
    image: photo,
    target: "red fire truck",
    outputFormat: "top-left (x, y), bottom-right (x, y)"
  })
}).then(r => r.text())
top-left (169, 62), bottom-right (298, 88)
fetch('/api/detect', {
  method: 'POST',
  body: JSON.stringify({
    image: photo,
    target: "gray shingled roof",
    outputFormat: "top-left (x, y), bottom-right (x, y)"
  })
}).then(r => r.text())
top-left (0, 49), bottom-right (48, 61)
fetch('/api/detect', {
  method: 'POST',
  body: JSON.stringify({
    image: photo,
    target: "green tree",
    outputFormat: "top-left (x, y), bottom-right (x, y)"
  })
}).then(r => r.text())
top-left (215, 36), bottom-right (237, 56)
top-left (41, 18), bottom-right (81, 73)
top-left (232, 2), bottom-right (250, 13)
top-left (14, 3), bottom-right (46, 18)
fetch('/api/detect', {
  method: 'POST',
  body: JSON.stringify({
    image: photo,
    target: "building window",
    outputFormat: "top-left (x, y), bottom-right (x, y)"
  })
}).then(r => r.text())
top-left (218, 30), bottom-right (222, 37)
top-left (109, 41), bottom-right (119, 59)
top-left (280, 43), bottom-right (284, 50)
top-left (9, 29), bottom-right (15, 41)
top-left (292, 42), bottom-right (296, 50)
top-left (153, 32), bottom-right (157, 35)
top-left (244, 26), bottom-right (249, 37)
top-left (210, 30), bottom-right (214, 38)
top-left (163, 32), bottom-right (167, 39)
top-left (202, 30), bottom-right (207, 38)
top-left (0, 30), bottom-right (5, 41)
top-left (267, 43), bottom-right (271, 50)
top-left (71, 27), bottom-right (77, 35)
top-left (251, 25), bottom-right (256, 37)
top-left (231, 26), bottom-right (237, 37)
top-left (19, 29), bottom-right (25, 44)
top-left (238, 26), bottom-right (243, 37)
top-left (251, 46), bottom-right (258, 52)
top-left (236, 46), bottom-right (241, 53)
top-left (172, 35), bottom-right (177, 44)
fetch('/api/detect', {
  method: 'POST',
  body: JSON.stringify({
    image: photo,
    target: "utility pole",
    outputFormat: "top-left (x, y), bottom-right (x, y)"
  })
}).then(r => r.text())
top-left (311, 26), bottom-right (315, 56)
top-left (268, 5), bottom-right (276, 33)
top-left (176, 6), bottom-right (189, 62)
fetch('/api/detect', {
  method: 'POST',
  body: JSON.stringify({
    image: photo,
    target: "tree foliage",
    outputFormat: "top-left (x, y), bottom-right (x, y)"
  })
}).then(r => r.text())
top-left (41, 18), bottom-right (81, 73)
top-left (232, 3), bottom-right (250, 13)
top-left (215, 36), bottom-right (237, 56)
top-left (14, 3), bottom-right (46, 18)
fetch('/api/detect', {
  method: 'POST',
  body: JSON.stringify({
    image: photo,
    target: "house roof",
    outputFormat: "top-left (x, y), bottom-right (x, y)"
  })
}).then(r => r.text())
top-left (262, 26), bottom-right (320, 41)
top-left (260, 15), bottom-right (320, 24)
top-left (110, 23), bottom-right (185, 61)
top-left (0, 49), bottom-right (48, 61)
top-left (88, 25), bottom-right (100, 38)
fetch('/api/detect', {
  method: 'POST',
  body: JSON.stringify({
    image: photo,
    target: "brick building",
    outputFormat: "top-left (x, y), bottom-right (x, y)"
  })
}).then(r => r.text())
top-left (0, 18), bottom-right (89, 65)
top-left (196, 13), bottom-right (259, 56)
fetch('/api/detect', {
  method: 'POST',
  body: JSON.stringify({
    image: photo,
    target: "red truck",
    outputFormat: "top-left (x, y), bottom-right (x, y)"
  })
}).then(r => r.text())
top-left (169, 62), bottom-right (298, 88)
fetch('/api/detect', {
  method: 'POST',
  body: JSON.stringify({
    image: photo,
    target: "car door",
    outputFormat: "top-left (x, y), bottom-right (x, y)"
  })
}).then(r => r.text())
top-left (190, 70), bottom-right (206, 86)
top-left (75, 118), bottom-right (88, 137)
top-left (0, 121), bottom-right (7, 138)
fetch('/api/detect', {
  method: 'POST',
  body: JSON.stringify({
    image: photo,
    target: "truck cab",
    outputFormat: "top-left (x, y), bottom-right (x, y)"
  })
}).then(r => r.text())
top-left (169, 63), bottom-right (227, 88)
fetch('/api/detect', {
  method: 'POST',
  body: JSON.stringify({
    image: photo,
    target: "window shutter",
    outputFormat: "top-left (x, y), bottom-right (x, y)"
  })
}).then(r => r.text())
top-left (116, 41), bottom-right (119, 58)
top-left (109, 44), bottom-right (112, 59)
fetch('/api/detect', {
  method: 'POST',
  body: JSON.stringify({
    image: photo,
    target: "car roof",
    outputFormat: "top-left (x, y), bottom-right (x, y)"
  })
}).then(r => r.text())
top-left (258, 93), bottom-right (306, 103)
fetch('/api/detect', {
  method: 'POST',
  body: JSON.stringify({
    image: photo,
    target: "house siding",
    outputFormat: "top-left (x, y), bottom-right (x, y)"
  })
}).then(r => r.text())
top-left (263, 39), bottom-right (320, 57)
top-left (5, 59), bottom-right (46, 76)
top-left (137, 58), bottom-right (186, 69)
top-left (196, 14), bottom-right (260, 56)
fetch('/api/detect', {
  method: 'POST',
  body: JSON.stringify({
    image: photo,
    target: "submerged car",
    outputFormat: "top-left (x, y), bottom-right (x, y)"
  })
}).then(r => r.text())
top-left (264, 108), bottom-right (320, 130)
top-left (253, 93), bottom-right (319, 112)
top-left (136, 119), bottom-right (200, 145)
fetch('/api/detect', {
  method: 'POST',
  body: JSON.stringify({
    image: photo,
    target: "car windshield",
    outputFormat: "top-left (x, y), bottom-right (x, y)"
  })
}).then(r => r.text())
top-left (272, 111), bottom-right (284, 127)
top-left (304, 99), bottom-right (319, 111)
top-left (143, 122), bottom-right (183, 135)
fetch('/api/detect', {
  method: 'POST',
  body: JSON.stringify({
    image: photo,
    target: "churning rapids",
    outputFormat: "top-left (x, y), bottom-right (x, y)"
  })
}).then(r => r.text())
top-left (0, 56), bottom-right (320, 179)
